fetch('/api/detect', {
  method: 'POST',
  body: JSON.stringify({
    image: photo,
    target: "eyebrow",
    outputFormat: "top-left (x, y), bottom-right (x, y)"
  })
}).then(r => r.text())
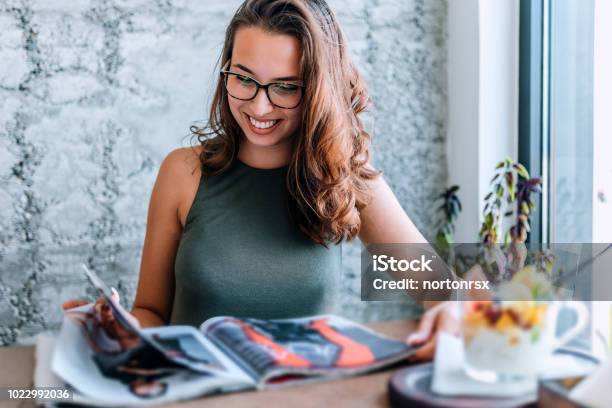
top-left (232, 63), bottom-right (301, 82)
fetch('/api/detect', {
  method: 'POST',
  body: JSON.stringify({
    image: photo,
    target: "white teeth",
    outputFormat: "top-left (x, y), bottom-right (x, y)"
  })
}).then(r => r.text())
top-left (249, 115), bottom-right (278, 129)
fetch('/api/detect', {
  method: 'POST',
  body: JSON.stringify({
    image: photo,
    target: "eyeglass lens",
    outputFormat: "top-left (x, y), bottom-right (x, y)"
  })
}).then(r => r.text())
top-left (225, 74), bottom-right (302, 109)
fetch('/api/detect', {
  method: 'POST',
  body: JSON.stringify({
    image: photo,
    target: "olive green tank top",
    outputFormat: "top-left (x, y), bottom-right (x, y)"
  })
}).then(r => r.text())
top-left (170, 158), bottom-right (342, 326)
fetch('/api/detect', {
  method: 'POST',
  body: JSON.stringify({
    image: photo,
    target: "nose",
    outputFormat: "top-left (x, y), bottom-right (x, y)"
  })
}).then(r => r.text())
top-left (249, 87), bottom-right (275, 117)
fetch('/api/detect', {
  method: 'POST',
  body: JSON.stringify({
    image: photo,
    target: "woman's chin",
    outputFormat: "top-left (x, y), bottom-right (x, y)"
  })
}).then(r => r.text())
top-left (242, 129), bottom-right (290, 148)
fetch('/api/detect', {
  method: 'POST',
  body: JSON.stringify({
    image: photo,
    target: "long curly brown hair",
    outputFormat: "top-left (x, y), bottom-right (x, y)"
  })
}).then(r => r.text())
top-left (191, 0), bottom-right (380, 246)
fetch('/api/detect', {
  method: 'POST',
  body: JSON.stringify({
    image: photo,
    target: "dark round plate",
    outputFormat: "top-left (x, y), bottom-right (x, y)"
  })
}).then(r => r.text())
top-left (388, 348), bottom-right (599, 408)
top-left (388, 363), bottom-right (536, 408)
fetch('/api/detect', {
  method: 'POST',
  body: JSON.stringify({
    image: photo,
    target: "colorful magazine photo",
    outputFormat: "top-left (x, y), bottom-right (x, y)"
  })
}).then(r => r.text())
top-left (49, 266), bottom-right (415, 406)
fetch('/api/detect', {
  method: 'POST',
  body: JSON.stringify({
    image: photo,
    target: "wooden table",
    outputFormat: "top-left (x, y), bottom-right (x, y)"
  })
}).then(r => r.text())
top-left (0, 320), bottom-right (418, 408)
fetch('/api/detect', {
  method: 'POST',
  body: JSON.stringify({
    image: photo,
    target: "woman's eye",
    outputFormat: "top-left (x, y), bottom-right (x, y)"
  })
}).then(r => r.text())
top-left (237, 75), bottom-right (254, 85)
top-left (273, 83), bottom-right (299, 94)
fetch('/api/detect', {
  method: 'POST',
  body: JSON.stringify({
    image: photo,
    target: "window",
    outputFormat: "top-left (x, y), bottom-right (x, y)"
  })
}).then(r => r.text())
top-left (519, 0), bottom-right (612, 355)
top-left (549, 0), bottom-right (594, 243)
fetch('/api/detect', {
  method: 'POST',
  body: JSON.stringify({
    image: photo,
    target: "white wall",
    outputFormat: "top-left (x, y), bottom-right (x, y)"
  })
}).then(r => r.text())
top-left (447, 0), bottom-right (519, 242)
top-left (477, 0), bottom-right (519, 221)
top-left (447, 0), bottom-right (480, 242)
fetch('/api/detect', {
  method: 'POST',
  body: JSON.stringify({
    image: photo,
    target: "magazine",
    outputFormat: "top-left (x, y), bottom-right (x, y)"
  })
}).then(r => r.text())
top-left (50, 265), bottom-right (415, 406)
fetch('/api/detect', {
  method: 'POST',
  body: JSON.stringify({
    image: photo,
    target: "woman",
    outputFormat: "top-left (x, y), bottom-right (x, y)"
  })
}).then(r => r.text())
top-left (64, 0), bottom-right (456, 361)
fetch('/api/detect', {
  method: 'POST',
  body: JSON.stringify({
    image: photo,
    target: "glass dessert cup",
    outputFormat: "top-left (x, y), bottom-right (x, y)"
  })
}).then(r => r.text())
top-left (461, 300), bottom-right (588, 383)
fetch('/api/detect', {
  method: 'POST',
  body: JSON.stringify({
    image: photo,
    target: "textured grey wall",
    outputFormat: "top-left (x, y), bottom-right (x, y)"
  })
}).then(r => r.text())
top-left (0, 0), bottom-right (447, 345)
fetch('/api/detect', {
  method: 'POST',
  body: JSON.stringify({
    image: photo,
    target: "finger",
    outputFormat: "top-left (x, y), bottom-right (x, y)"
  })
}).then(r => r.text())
top-left (412, 305), bottom-right (462, 362)
top-left (62, 300), bottom-right (88, 310)
top-left (104, 319), bottom-right (139, 349)
top-left (111, 287), bottom-right (120, 303)
top-left (99, 311), bottom-right (128, 340)
top-left (113, 321), bottom-right (137, 339)
top-left (437, 306), bottom-right (461, 336)
top-left (94, 301), bottom-right (102, 321)
top-left (410, 334), bottom-right (437, 361)
top-left (94, 296), bottom-right (111, 311)
top-left (100, 301), bottom-right (114, 321)
top-left (466, 264), bottom-right (492, 301)
top-left (407, 302), bottom-right (443, 345)
top-left (99, 307), bottom-right (133, 338)
top-left (94, 298), bottom-right (111, 323)
top-left (117, 330), bottom-right (141, 349)
top-left (411, 321), bottom-right (461, 362)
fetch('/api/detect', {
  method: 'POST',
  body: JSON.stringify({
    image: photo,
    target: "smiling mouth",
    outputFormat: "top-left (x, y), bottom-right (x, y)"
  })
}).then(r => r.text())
top-left (247, 114), bottom-right (282, 129)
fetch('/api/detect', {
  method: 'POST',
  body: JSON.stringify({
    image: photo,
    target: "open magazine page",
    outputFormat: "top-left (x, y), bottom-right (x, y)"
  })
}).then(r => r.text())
top-left (51, 304), bottom-right (255, 407)
top-left (145, 325), bottom-right (253, 384)
top-left (82, 265), bottom-right (229, 375)
top-left (200, 315), bottom-right (414, 386)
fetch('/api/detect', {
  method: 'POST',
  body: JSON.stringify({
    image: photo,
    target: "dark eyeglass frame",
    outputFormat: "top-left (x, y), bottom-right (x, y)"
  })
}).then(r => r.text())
top-left (219, 61), bottom-right (305, 109)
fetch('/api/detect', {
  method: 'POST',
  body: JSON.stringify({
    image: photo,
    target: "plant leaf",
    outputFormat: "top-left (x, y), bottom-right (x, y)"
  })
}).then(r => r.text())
top-left (521, 201), bottom-right (530, 215)
top-left (516, 163), bottom-right (529, 179)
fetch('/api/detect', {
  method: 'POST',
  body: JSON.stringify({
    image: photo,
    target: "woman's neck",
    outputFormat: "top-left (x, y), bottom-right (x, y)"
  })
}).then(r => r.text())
top-left (237, 138), bottom-right (292, 169)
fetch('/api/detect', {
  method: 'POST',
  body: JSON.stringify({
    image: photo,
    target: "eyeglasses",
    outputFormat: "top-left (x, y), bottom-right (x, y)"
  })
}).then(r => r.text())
top-left (220, 61), bottom-right (305, 109)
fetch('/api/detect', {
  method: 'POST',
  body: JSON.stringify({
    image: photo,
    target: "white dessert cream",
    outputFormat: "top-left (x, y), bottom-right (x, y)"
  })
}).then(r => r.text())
top-left (462, 301), bottom-right (551, 378)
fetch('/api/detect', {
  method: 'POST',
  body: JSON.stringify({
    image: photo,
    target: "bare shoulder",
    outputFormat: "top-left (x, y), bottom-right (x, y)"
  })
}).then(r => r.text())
top-left (358, 167), bottom-right (427, 244)
top-left (156, 146), bottom-right (203, 227)
top-left (362, 163), bottom-right (386, 192)
top-left (159, 146), bottom-right (202, 179)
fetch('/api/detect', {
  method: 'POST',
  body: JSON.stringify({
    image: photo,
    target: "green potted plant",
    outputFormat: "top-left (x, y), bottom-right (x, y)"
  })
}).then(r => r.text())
top-left (435, 157), bottom-right (547, 282)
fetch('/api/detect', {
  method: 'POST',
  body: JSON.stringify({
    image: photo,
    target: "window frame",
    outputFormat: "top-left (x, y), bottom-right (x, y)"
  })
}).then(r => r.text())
top-left (518, 0), bottom-right (548, 244)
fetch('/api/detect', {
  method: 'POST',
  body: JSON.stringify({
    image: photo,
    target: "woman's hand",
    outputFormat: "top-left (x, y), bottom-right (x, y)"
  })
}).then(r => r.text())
top-left (62, 289), bottom-right (141, 349)
top-left (407, 301), bottom-right (460, 361)
top-left (406, 265), bottom-right (490, 361)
